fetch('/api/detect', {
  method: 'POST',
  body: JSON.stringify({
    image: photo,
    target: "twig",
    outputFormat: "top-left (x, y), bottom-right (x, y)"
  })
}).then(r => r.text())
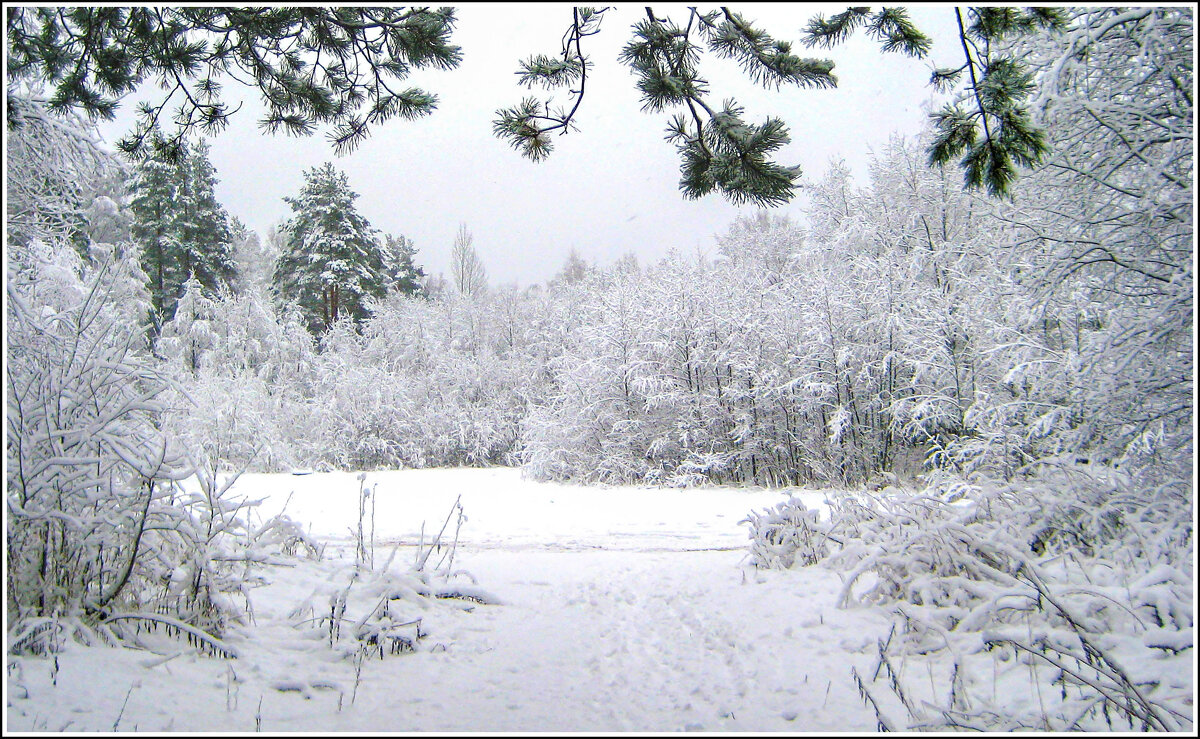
top-left (112, 682), bottom-right (138, 731)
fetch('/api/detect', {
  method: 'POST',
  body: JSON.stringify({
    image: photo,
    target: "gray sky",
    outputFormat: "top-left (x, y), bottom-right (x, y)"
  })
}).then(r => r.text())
top-left (97, 3), bottom-right (961, 287)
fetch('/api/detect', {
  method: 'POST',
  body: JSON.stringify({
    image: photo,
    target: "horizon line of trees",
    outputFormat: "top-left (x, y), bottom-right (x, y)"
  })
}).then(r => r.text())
top-left (7, 3), bottom-right (1191, 489)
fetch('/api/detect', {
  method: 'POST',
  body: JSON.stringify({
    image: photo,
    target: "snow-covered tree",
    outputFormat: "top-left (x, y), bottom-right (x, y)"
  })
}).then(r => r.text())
top-left (422, 272), bottom-right (449, 299)
top-left (6, 241), bottom-right (189, 624)
top-left (157, 277), bottom-right (220, 374)
top-left (230, 221), bottom-right (275, 294)
top-left (128, 136), bottom-right (238, 333)
top-left (381, 233), bottom-right (427, 297)
top-left (272, 163), bottom-right (389, 335)
top-left (179, 141), bottom-right (238, 288)
top-left (5, 93), bottom-right (129, 260)
top-left (993, 7), bottom-right (1194, 477)
top-left (549, 248), bottom-right (595, 287)
top-left (449, 223), bottom-right (488, 297)
top-left (716, 210), bottom-right (804, 282)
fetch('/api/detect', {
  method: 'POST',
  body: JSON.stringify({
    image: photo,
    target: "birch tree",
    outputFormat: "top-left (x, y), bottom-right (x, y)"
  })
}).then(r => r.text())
top-left (449, 223), bottom-right (488, 297)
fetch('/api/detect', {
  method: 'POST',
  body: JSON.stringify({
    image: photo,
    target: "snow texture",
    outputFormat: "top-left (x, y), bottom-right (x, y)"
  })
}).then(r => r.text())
top-left (7, 468), bottom-right (901, 732)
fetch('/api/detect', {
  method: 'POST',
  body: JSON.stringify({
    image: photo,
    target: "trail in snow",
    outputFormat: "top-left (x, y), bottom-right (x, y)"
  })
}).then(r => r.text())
top-left (357, 547), bottom-right (894, 732)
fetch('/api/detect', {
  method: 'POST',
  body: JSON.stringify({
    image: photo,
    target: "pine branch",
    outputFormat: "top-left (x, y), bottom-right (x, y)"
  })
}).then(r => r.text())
top-left (493, 6), bottom-right (610, 157)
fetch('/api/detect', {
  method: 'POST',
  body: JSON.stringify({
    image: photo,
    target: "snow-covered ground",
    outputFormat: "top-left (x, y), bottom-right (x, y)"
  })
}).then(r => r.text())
top-left (243, 466), bottom-right (807, 553)
top-left (6, 467), bottom-right (910, 732)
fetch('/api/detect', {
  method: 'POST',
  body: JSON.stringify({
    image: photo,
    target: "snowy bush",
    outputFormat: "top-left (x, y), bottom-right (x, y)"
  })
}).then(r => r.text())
top-left (288, 494), bottom-right (496, 668)
top-left (151, 281), bottom-right (541, 474)
top-left (5, 240), bottom-right (323, 661)
top-left (6, 245), bottom-right (189, 625)
top-left (742, 497), bottom-right (837, 569)
top-left (301, 291), bottom-right (534, 470)
top-left (745, 464), bottom-right (1193, 731)
top-left (153, 283), bottom-right (316, 472)
top-left (850, 578), bottom-right (1192, 731)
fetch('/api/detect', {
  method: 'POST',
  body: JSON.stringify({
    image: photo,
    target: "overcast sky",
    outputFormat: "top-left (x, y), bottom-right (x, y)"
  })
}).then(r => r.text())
top-left (96, 3), bottom-right (962, 287)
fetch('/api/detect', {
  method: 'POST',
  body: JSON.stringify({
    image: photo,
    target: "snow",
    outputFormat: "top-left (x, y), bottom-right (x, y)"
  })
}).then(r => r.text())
top-left (5, 467), bottom-right (900, 732)
top-left (242, 467), bottom-right (833, 552)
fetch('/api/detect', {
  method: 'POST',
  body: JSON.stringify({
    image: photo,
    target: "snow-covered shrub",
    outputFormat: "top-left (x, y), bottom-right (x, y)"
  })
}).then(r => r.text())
top-left (154, 284), bottom-right (315, 472)
top-left (5, 240), bottom-right (317, 660)
top-left (288, 495), bottom-right (495, 663)
top-left (852, 574), bottom-right (1191, 732)
top-left (154, 282), bottom-right (540, 474)
top-left (755, 466), bottom-right (1192, 625)
top-left (747, 465), bottom-right (1193, 731)
top-left (850, 559), bottom-right (1193, 731)
top-left (300, 291), bottom-right (535, 470)
top-left (138, 470), bottom-right (259, 638)
top-left (6, 245), bottom-right (189, 623)
top-left (252, 508), bottom-right (324, 561)
top-left (56, 463), bottom-right (324, 656)
top-left (743, 497), bottom-right (837, 569)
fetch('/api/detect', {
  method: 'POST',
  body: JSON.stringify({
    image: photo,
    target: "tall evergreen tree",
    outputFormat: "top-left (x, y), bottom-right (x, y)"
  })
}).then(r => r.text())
top-left (272, 163), bottom-right (388, 335)
top-left (382, 233), bottom-right (427, 297)
top-left (176, 140), bottom-right (237, 293)
top-left (128, 136), bottom-right (237, 333)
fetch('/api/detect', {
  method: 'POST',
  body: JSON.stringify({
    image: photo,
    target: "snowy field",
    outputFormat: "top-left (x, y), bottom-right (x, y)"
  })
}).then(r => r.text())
top-left (8, 467), bottom-right (1194, 733)
top-left (6, 468), bottom-right (909, 732)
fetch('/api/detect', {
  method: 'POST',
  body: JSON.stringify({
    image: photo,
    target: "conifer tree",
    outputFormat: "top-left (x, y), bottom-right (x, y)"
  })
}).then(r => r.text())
top-left (382, 233), bottom-right (427, 297)
top-left (128, 146), bottom-right (175, 327)
top-left (128, 136), bottom-right (237, 333)
top-left (272, 163), bottom-right (388, 335)
top-left (6, 7), bottom-right (462, 160)
top-left (176, 140), bottom-right (238, 293)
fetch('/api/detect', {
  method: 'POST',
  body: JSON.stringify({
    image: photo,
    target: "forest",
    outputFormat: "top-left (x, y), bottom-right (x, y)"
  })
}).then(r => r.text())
top-left (5, 5), bottom-right (1194, 732)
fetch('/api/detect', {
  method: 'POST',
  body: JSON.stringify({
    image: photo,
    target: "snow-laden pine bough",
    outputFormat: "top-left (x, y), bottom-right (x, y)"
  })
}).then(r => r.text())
top-left (743, 462), bottom-right (1193, 731)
